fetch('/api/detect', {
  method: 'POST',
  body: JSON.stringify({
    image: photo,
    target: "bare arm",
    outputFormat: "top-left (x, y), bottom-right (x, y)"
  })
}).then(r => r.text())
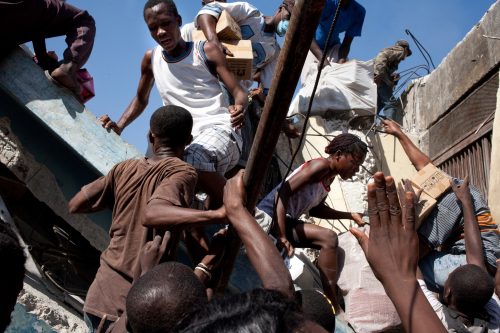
top-left (101, 50), bottom-right (155, 134)
top-left (382, 119), bottom-right (431, 171)
top-left (309, 39), bottom-right (325, 62)
top-left (351, 174), bottom-right (446, 333)
top-left (452, 176), bottom-right (487, 270)
top-left (224, 171), bottom-right (294, 297)
top-left (144, 200), bottom-right (225, 230)
top-left (204, 41), bottom-right (247, 129)
top-left (338, 36), bottom-right (353, 64)
top-left (309, 203), bottom-right (364, 226)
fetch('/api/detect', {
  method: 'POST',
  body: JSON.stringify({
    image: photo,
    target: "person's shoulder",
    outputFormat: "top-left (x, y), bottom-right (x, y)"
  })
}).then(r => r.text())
top-left (303, 158), bottom-right (331, 174)
top-left (109, 158), bottom-right (145, 178)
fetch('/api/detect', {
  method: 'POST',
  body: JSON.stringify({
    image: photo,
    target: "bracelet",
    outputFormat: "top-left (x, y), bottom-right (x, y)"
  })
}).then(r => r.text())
top-left (197, 262), bottom-right (210, 271)
top-left (195, 264), bottom-right (212, 280)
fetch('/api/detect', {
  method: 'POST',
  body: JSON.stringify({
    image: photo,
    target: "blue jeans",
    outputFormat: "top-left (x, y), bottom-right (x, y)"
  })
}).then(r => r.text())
top-left (377, 83), bottom-right (403, 123)
top-left (419, 251), bottom-right (467, 292)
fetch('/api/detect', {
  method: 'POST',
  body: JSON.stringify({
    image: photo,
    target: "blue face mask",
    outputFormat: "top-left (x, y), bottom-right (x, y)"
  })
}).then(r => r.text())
top-left (276, 20), bottom-right (289, 37)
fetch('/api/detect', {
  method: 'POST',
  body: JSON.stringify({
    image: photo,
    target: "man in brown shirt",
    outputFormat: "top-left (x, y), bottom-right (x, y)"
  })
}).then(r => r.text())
top-left (68, 105), bottom-right (225, 332)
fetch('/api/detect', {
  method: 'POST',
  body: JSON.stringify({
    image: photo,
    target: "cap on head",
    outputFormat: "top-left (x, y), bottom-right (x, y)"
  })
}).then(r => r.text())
top-left (396, 40), bottom-right (412, 56)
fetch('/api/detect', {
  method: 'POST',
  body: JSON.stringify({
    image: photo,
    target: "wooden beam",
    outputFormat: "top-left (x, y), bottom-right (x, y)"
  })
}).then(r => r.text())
top-left (217, 0), bottom-right (326, 291)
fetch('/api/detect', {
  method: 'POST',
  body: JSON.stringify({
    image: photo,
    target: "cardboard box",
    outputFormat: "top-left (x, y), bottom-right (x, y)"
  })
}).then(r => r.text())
top-left (222, 40), bottom-right (253, 80)
top-left (192, 35), bottom-right (253, 80)
top-left (192, 10), bottom-right (241, 41)
top-left (217, 10), bottom-right (242, 40)
top-left (410, 164), bottom-right (451, 228)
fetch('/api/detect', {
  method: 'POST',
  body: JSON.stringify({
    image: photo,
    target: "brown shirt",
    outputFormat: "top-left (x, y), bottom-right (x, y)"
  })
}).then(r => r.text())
top-left (82, 157), bottom-right (197, 320)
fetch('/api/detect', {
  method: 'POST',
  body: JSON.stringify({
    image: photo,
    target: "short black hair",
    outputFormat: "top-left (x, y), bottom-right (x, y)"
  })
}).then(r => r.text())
top-left (295, 289), bottom-right (336, 332)
top-left (144, 0), bottom-right (179, 17)
top-left (0, 222), bottom-right (26, 332)
top-left (447, 264), bottom-right (494, 315)
top-left (175, 288), bottom-right (305, 333)
top-left (126, 262), bottom-right (207, 333)
top-left (150, 105), bottom-right (193, 147)
top-left (324, 133), bottom-right (368, 157)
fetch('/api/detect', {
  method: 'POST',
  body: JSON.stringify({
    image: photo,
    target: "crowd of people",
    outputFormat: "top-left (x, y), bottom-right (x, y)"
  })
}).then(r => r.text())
top-left (0, 0), bottom-right (499, 332)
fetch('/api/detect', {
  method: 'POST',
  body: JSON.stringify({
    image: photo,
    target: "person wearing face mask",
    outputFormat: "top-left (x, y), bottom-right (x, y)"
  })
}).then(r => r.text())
top-left (196, 0), bottom-right (294, 96)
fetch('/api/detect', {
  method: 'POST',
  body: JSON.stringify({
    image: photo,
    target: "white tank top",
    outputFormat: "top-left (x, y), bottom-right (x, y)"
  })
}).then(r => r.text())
top-left (151, 41), bottom-right (231, 137)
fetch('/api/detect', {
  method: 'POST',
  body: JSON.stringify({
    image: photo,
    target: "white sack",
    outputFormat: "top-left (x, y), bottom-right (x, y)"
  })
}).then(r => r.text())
top-left (289, 60), bottom-right (377, 117)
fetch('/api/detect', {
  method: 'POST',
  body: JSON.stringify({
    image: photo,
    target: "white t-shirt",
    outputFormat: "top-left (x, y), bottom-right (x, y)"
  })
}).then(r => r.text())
top-left (195, 1), bottom-right (280, 92)
top-left (181, 22), bottom-right (195, 42)
top-left (151, 41), bottom-right (231, 137)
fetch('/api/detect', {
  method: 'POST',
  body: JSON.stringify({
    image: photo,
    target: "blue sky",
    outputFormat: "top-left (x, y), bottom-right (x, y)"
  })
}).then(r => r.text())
top-left (42, 0), bottom-right (496, 153)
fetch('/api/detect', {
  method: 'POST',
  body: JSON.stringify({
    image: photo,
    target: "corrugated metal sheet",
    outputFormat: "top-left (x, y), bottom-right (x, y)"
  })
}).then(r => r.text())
top-left (439, 133), bottom-right (492, 202)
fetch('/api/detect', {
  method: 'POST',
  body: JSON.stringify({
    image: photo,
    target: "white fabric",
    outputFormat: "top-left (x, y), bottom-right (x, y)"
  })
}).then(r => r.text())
top-left (181, 22), bottom-right (195, 42)
top-left (337, 228), bottom-right (402, 333)
top-left (300, 45), bottom-right (341, 86)
top-left (195, 1), bottom-right (280, 90)
top-left (151, 41), bottom-right (231, 137)
top-left (418, 279), bottom-right (500, 333)
top-left (291, 58), bottom-right (377, 117)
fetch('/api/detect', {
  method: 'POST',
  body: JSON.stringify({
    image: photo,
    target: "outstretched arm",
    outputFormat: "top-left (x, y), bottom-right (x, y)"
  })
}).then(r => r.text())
top-left (452, 176), bottom-right (487, 271)
top-left (224, 171), bottom-right (294, 297)
top-left (382, 119), bottom-right (431, 171)
top-left (350, 173), bottom-right (446, 333)
top-left (309, 203), bottom-right (365, 226)
top-left (100, 50), bottom-right (155, 134)
top-left (144, 201), bottom-right (225, 230)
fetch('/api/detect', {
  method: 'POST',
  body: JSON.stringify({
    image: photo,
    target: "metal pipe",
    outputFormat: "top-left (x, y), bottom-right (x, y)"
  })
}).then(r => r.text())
top-left (217, 0), bottom-right (326, 291)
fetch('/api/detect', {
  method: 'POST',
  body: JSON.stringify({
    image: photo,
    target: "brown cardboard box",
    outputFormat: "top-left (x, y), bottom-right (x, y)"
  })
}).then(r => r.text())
top-left (192, 10), bottom-right (241, 41)
top-left (217, 10), bottom-right (242, 40)
top-left (191, 36), bottom-right (253, 80)
top-left (410, 164), bottom-right (451, 228)
top-left (222, 40), bottom-right (253, 80)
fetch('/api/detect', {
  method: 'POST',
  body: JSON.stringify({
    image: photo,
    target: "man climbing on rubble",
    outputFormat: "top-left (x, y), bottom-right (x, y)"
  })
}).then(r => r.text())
top-left (0, 0), bottom-right (96, 99)
top-left (69, 106), bottom-right (226, 332)
top-left (100, 0), bottom-right (248, 208)
top-left (301, 0), bottom-right (365, 85)
top-left (374, 40), bottom-right (412, 123)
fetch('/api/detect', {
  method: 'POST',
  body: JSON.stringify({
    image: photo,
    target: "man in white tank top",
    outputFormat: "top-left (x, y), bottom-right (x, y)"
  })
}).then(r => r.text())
top-left (100, 0), bottom-right (248, 207)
